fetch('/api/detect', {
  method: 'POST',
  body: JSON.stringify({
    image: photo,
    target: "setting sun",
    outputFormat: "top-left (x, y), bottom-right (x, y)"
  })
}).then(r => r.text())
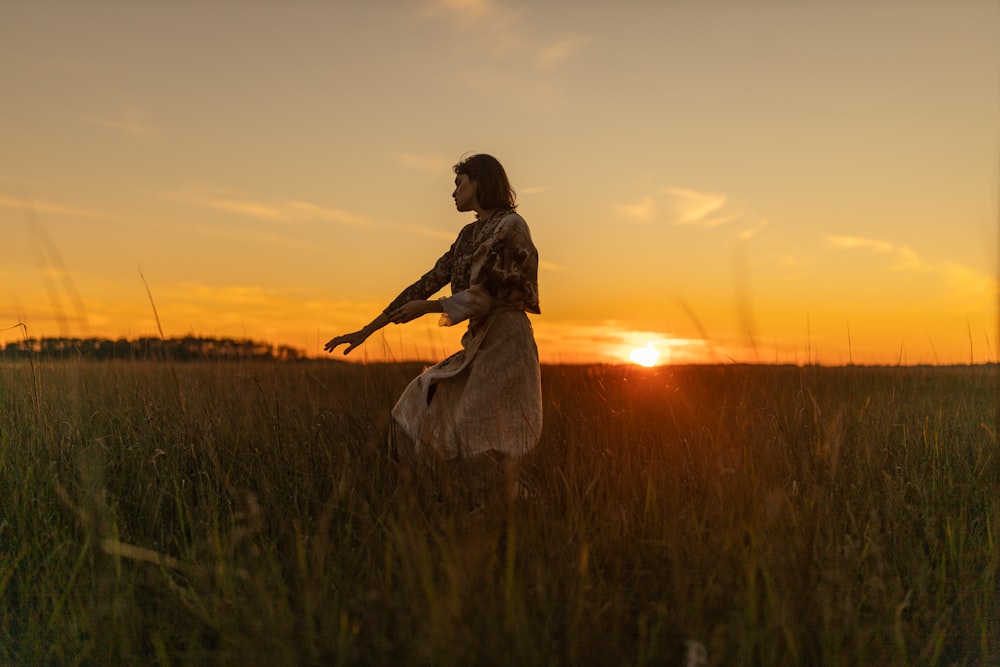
top-left (629, 343), bottom-right (661, 367)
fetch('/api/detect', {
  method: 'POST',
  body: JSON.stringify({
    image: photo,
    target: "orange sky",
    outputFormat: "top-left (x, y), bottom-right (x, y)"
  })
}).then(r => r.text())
top-left (2, 1), bottom-right (998, 365)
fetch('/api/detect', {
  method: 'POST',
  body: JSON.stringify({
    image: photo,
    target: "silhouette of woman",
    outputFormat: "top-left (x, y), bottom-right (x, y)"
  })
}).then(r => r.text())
top-left (325, 154), bottom-right (542, 493)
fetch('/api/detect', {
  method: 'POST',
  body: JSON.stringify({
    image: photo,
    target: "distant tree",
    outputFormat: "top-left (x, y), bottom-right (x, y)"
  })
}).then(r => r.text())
top-left (0, 335), bottom-right (304, 361)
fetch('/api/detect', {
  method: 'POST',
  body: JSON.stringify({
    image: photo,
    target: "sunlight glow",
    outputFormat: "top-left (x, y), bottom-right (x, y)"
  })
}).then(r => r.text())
top-left (629, 343), bottom-right (661, 367)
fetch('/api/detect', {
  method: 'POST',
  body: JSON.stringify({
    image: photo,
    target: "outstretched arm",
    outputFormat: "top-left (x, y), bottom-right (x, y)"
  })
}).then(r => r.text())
top-left (326, 232), bottom-right (459, 355)
top-left (323, 300), bottom-right (444, 355)
top-left (324, 312), bottom-right (391, 355)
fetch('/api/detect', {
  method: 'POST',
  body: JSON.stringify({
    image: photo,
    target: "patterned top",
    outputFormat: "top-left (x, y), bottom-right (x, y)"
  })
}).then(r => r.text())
top-left (383, 209), bottom-right (540, 326)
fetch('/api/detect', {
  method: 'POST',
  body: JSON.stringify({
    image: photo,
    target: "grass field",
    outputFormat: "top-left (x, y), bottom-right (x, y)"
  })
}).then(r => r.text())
top-left (1, 359), bottom-right (997, 665)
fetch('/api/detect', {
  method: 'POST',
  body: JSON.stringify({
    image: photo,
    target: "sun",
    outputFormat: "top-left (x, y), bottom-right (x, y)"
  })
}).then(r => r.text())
top-left (629, 343), bottom-right (661, 367)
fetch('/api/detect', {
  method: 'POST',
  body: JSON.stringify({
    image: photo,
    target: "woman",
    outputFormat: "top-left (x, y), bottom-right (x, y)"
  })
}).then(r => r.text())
top-left (325, 154), bottom-right (542, 487)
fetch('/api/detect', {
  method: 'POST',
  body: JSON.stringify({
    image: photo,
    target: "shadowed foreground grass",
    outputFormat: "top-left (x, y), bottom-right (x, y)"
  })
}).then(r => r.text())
top-left (1, 360), bottom-right (997, 665)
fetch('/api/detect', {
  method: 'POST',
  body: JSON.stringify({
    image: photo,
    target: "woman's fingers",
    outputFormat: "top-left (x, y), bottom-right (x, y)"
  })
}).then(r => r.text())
top-left (324, 335), bottom-right (351, 352)
top-left (324, 342), bottom-right (353, 355)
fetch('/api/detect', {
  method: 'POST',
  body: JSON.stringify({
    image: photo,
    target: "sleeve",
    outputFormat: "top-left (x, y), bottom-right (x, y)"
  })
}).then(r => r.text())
top-left (439, 214), bottom-right (540, 326)
top-left (382, 245), bottom-right (454, 315)
top-left (440, 284), bottom-right (493, 326)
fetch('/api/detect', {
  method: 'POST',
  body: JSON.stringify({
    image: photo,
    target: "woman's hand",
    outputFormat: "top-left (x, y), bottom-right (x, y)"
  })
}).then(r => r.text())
top-left (324, 329), bottom-right (369, 355)
top-left (325, 303), bottom-right (439, 355)
top-left (388, 300), bottom-right (441, 324)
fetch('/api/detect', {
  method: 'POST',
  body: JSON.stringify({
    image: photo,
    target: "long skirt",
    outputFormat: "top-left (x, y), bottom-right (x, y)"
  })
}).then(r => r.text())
top-left (390, 309), bottom-right (542, 459)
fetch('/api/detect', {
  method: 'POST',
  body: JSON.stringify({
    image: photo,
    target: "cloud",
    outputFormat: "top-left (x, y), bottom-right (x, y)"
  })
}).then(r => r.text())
top-left (825, 234), bottom-right (926, 272)
top-left (519, 185), bottom-right (549, 196)
top-left (737, 217), bottom-right (770, 240)
top-left (664, 188), bottom-right (728, 225)
top-left (825, 234), bottom-right (894, 253)
top-left (942, 261), bottom-right (999, 299)
top-left (424, 0), bottom-right (587, 70)
top-left (536, 36), bottom-right (590, 69)
top-left (892, 246), bottom-right (923, 272)
top-left (618, 187), bottom-right (729, 225)
top-left (0, 195), bottom-right (108, 220)
top-left (394, 151), bottom-right (454, 175)
top-left (617, 186), bottom-right (768, 238)
top-left (427, 0), bottom-right (492, 24)
top-left (618, 196), bottom-right (655, 221)
top-left (286, 202), bottom-right (373, 227)
top-left (419, 1), bottom-right (590, 110)
top-left (196, 197), bottom-right (285, 222)
top-left (425, 0), bottom-right (522, 55)
top-left (85, 103), bottom-right (160, 136)
top-left (174, 189), bottom-right (374, 226)
top-left (825, 233), bottom-right (999, 301)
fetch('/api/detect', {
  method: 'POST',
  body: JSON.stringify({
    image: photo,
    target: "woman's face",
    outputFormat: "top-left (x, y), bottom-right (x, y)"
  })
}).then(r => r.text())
top-left (452, 173), bottom-right (478, 213)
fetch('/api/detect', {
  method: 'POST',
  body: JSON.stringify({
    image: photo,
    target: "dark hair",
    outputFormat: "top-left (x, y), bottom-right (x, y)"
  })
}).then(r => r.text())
top-left (453, 154), bottom-right (517, 211)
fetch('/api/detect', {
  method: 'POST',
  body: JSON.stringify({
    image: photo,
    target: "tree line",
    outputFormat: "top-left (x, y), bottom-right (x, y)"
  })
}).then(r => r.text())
top-left (2, 336), bottom-right (305, 361)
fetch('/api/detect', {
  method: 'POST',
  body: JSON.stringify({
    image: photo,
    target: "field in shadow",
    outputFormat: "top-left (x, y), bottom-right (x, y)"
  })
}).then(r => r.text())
top-left (1, 360), bottom-right (996, 665)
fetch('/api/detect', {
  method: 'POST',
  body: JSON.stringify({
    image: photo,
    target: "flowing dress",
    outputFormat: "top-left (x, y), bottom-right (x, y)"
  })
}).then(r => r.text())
top-left (385, 209), bottom-right (542, 459)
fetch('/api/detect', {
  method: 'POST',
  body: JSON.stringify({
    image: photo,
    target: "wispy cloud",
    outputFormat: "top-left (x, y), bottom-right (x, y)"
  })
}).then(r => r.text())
top-left (825, 233), bottom-right (999, 300)
top-left (418, 1), bottom-right (589, 110)
top-left (941, 261), bottom-right (999, 299)
top-left (426, 0), bottom-right (492, 25)
top-left (893, 246), bottom-right (923, 272)
top-left (286, 202), bottom-right (373, 227)
top-left (825, 234), bottom-right (895, 253)
top-left (394, 151), bottom-right (454, 175)
top-left (618, 187), bottom-right (729, 225)
top-left (174, 189), bottom-right (374, 226)
top-left (519, 185), bottom-right (549, 196)
top-left (84, 103), bottom-right (160, 136)
top-left (536, 36), bottom-right (590, 69)
top-left (618, 196), bottom-right (655, 221)
top-left (424, 0), bottom-right (588, 70)
top-left (825, 234), bottom-right (924, 272)
top-left (0, 195), bottom-right (108, 220)
top-left (424, 0), bottom-right (522, 56)
top-left (665, 188), bottom-right (729, 226)
top-left (196, 197), bottom-right (285, 222)
top-left (737, 217), bottom-right (770, 240)
top-left (618, 186), bottom-right (769, 238)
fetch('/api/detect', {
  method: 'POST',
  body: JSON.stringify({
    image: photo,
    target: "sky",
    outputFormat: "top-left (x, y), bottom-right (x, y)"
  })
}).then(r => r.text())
top-left (2, 0), bottom-right (998, 366)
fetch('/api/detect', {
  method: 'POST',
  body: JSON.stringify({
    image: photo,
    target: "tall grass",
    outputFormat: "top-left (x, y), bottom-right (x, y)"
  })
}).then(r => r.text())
top-left (1, 359), bottom-right (996, 665)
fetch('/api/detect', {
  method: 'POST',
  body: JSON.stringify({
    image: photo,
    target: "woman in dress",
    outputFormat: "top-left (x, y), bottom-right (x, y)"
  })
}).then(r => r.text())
top-left (324, 154), bottom-right (542, 494)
